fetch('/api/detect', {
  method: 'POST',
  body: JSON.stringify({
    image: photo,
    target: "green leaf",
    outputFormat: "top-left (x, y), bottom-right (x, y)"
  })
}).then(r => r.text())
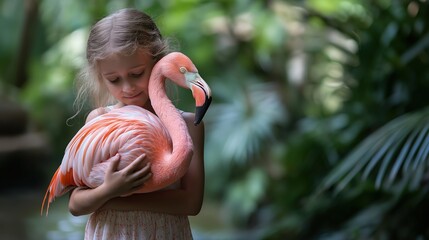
top-left (320, 107), bottom-right (429, 193)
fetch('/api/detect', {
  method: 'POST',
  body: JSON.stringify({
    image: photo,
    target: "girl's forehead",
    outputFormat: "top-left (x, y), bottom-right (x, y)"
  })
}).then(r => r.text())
top-left (98, 51), bottom-right (153, 72)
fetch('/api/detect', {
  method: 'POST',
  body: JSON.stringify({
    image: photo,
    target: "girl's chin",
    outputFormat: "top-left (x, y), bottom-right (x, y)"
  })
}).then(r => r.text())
top-left (121, 94), bottom-right (148, 106)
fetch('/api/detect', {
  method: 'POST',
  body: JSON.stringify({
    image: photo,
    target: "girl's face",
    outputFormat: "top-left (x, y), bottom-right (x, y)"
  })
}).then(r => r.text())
top-left (98, 50), bottom-right (154, 108)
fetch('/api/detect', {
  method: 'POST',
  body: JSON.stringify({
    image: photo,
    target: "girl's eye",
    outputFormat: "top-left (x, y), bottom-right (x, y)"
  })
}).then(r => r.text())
top-left (107, 77), bottom-right (119, 83)
top-left (130, 72), bottom-right (144, 78)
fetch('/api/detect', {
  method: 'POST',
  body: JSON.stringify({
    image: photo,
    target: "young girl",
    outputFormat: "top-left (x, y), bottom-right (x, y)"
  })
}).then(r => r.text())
top-left (68, 8), bottom-right (205, 239)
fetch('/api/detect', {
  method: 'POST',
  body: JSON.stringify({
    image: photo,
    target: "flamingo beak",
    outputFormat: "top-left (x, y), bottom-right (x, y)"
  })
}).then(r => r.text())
top-left (186, 72), bottom-right (212, 125)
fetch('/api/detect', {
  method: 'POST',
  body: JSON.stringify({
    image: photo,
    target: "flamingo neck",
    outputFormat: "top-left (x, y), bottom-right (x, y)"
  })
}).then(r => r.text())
top-left (148, 68), bottom-right (193, 164)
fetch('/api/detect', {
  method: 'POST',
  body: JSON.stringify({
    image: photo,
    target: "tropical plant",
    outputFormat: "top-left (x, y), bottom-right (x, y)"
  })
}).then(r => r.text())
top-left (321, 107), bottom-right (429, 193)
top-left (261, 0), bottom-right (429, 239)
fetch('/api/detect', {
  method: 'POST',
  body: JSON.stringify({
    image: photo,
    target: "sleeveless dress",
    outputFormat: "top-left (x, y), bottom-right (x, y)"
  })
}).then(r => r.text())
top-left (84, 182), bottom-right (193, 240)
top-left (84, 106), bottom-right (193, 240)
top-left (84, 209), bottom-right (192, 240)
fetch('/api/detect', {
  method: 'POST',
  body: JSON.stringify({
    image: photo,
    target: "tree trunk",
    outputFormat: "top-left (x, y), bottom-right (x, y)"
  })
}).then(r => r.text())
top-left (14, 0), bottom-right (39, 88)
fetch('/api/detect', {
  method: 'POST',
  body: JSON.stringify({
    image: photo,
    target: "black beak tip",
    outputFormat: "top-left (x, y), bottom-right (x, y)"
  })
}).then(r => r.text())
top-left (194, 97), bottom-right (212, 126)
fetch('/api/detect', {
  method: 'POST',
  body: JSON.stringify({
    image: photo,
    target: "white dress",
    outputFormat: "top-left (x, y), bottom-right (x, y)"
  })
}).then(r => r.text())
top-left (84, 182), bottom-right (193, 240)
top-left (84, 210), bottom-right (192, 240)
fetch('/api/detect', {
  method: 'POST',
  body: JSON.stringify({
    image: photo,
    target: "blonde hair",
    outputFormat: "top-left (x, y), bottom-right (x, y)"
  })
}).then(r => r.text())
top-left (73, 8), bottom-right (170, 117)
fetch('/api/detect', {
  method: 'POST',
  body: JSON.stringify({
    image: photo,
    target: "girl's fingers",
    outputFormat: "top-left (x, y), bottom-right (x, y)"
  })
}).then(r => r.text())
top-left (141, 172), bottom-right (152, 182)
top-left (131, 162), bottom-right (151, 178)
top-left (139, 162), bottom-right (151, 174)
top-left (136, 153), bottom-right (146, 161)
top-left (122, 154), bottom-right (146, 174)
top-left (129, 163), bottom-right (152, 190)
top-left (131, 173), bottom-right (152, 189)
top-left (108, 154), bottom-right (121, 172)
top-left (125, 166), bottom-right (152, 195)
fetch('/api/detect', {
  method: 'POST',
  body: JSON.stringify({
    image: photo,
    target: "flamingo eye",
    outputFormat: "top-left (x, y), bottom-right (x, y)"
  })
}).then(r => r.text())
top-left (179, 67), bottom-right (187, 74)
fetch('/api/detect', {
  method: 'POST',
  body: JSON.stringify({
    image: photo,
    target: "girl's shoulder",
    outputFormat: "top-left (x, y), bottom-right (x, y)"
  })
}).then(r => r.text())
top-left (178, 110), bottom-right (205, 131)
top-left (85, 107), bottom-right (107, 123)
top-left (85, 105), bottom-right (119, 123)
top-left (178, 110), bottom-right (194, 123)
top-left (179, 110), bottom-right (205, 145)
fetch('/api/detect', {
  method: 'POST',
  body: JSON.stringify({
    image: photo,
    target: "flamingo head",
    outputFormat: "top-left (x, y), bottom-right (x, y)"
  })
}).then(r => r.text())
top-left (163, 52), bottom-right (212, 125)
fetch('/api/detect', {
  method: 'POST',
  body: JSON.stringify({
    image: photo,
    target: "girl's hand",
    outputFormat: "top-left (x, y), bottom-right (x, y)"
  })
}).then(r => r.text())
top-left (101, 154), bottom-right (152, 198)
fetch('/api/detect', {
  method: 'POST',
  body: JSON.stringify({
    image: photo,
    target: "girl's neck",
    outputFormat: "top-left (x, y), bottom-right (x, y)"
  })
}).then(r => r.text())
top-left (143, 100), bottom-right (156, 115)
top-left (117, 100), bottom-right (156, 115)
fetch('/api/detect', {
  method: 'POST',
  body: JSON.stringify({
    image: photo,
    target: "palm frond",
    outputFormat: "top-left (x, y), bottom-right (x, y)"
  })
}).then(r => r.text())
top-left (206, 80), bottom-right (287, 165)
top-left (320, 107), bottom-right (429, 193)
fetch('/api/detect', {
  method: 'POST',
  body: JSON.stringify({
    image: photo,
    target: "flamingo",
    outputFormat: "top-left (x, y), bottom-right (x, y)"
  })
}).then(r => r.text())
top-left (41, 52), bottom-right (212, 215)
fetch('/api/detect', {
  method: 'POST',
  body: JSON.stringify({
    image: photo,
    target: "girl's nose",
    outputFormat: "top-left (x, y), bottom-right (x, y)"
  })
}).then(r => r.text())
top-left (122, 81), bottom-right (135, 92)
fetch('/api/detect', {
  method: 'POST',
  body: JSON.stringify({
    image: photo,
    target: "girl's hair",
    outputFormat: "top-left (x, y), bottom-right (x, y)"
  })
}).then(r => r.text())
top-left (73, 8), bottom-right (170, 116)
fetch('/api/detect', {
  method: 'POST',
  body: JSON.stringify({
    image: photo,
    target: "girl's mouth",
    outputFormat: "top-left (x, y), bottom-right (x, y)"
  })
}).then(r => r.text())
top-left (124, 92), bottom-right (142, 99)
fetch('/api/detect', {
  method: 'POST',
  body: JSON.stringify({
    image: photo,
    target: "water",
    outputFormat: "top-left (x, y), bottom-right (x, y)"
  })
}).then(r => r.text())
top-left (0, 190), bottom-right (86, 240)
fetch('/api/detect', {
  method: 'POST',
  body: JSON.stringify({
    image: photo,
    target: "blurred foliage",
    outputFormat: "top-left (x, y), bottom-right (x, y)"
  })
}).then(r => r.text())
top-left (1, 0), bottom-right (429, 239)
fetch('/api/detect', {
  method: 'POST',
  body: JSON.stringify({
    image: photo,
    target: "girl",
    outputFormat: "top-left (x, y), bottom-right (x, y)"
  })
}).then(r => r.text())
top-left (68, 8), bottom-right (205, 239)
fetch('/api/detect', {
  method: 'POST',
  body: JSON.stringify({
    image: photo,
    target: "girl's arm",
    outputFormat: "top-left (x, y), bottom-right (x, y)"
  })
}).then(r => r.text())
top-left (100, 112), bottom-right (205, 216)
top-left (68, 154), bottom-right (151, 216)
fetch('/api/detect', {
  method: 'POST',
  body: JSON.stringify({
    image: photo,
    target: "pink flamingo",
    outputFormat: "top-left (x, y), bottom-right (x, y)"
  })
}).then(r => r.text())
top-left (41, 52), bottom-right (212, 214)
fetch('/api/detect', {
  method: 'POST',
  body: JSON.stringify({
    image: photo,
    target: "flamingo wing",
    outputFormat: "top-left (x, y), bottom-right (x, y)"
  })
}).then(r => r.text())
top-left (42, 105), bottom-right (172, 215)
